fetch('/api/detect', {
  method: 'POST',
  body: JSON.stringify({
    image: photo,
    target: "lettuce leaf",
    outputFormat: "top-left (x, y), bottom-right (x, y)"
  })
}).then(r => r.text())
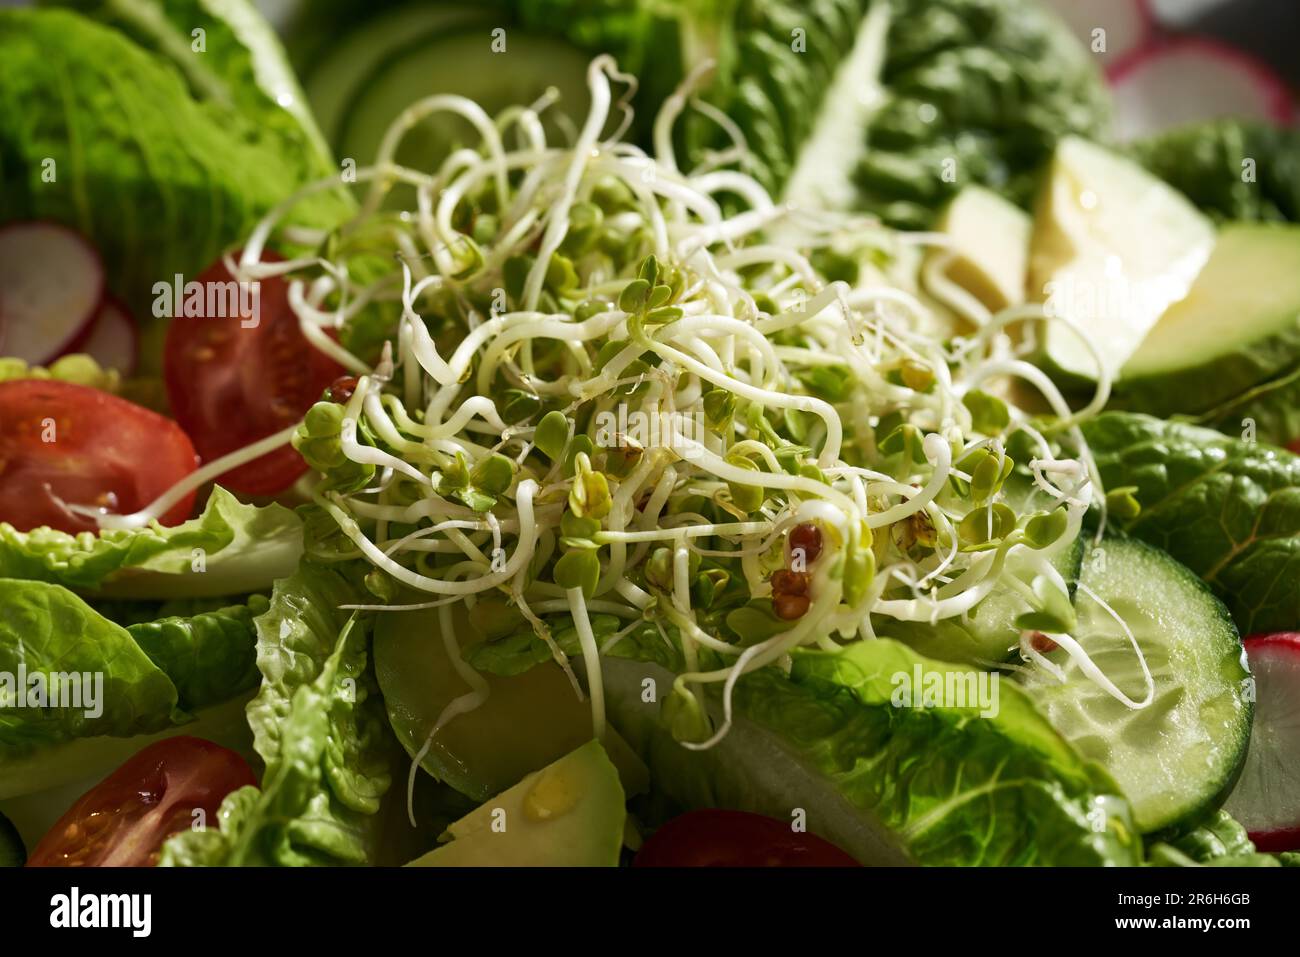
top-left (0, 582), bottom-right (263, 800)
top-left (159, 564), bottom-right (397, 866)
top-left (0, 8), bottom-right (350, 327)
top-left (1132, 119), bottom-right (1300, 225)
top-left (0, 486), bottom-right (302, 599)
top-left (126, 596), bottom-right (268, 712)
top-left (1081, 412), bottom-right (1300, 635)
top-left (48, 0), bottom-right (336, 178)
top-left (0, 580), bottom-right (181, 755)
top-left (606, 639), bottom-right (1140, 865)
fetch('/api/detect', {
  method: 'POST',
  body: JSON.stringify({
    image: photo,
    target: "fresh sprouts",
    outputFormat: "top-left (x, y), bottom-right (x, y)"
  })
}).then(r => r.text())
top-left (84, 56), bottom-right (1153, 766)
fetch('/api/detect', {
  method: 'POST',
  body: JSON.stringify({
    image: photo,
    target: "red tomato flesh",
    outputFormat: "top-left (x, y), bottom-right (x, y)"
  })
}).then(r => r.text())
top-left (0, 379), bottom-right (197, 533)
top-left (633, 809), bottom-right (860, 867)
top-left (27, 736), bottom-right (257, 867)
top-left (163, 251), bottom-right (343, 496)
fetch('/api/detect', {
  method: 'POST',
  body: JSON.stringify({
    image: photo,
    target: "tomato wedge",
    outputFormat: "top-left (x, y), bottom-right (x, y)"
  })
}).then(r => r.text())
top-left (163, 251), bottom-right (344, 496)
top-left (0, 379), bottom-right (197, 533)
top-left (632, 809), bottom-right (860, 867)
top-left (27, 736), bottom-right (257, 867)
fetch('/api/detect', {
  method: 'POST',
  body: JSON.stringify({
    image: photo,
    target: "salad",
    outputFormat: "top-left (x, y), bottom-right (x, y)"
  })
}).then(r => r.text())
top-left (1, 0), bottom-right (1299, 869)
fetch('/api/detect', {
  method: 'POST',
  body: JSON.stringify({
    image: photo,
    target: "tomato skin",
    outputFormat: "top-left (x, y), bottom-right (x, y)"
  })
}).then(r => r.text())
top-left (163, 251), bottom-right (343, 496)
top-left (0, 379), bottom-right (197, 533)
top-left (26, 736), bottom-right (257, 867)
top-left (633, 809), bottom-right (860, 867)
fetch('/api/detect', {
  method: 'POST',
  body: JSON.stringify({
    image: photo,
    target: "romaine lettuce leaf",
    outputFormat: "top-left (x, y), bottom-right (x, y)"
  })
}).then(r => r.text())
top-left (606, 639), bottom-right (1141, 865)
top-left (1081, 412), bottom-right (1300, 635)
top-left (0, 582), bottom-right (266, 801)
top-left (0, 580), bottom-right (181, 757)
top-left (126, 596), bottom-right (268, 712)
top-left (0, 8), bottom-right (350, 326)
top-left (1132, 119), bottom-right (1300, 225)
top-left (0, 486), bottom-right (302, 599)
top-left (48, 0), bottom-right (336, 178)
top-left (160, 564), bottom-right (397, 866)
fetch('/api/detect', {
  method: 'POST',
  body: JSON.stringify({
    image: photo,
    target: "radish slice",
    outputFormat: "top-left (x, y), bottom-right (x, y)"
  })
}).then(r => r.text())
top-left (1110, 38), bottom-right (1297, 141)
top-left (1224, 633), bottom-right (1300, 853)
top-left (0, 222), bottom-right (104, 364)
top-left (1042, 0), bottom-right (1154, 70)
top-left (62, 297), bottom-right (139, 376)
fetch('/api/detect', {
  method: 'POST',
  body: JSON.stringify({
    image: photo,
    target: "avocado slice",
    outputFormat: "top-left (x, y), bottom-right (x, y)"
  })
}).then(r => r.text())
top-left (406, 739), bottom-right (625, 867)
top-left (1116, 224), bottom-right (1300, 424)
top-left (374, 604), bottom-right (648, 801)
top-left (931, 186), bottom-right (1031, 314)
top-left (1028, 137), bottom-right (1214, 387)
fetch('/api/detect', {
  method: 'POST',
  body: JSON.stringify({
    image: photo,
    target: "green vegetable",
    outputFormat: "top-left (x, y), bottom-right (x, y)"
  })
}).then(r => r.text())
top-left (0, 8), bottom-right (350, 327)
top-left (50, 0), bottom-right (336, 175)
top-left (853, 0), bottom-right (1110, 228)
top-left (295, 402), bottom-right (378, 493)
top-left (126, 596), bottom-right (268, 713)
top-left (1156, 810), bottom-right (1258, 863)
top-left (406, 740), bottom-right (625, 867)
top-left (0, 582), bottom-right (269, 802)
top-left (1132, 119), bottom-right (1300, 225)
top-left (0, 354), bottom-right (121, 393)
top-left (604, 640), bottom-right (1140, 865)
top-left (1018, 538), bottom-right (1251, 833)
top-left (0, 487), bottom-right (303, 599)
top-left (1115, 224), bottom-right (1300, 447)
top-left (1082, 412), bottom-right (1300, 635)
top-left (0, 580), bottom-right (181, 759)
top-left (160, 565), bottom-right (396, 866)
top-left (514, 0), bottom-right (1106, 226)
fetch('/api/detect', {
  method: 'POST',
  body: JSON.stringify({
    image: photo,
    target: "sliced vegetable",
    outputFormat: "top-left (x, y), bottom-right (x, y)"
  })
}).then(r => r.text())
top-left (407, 739), bottom-right (625, 867)
top-left (0, 379), bottom-right (197, 534)
top-left (0, 9), bottom-right (350, 324)
top-left (163, 251), bottom-right (344, 496)
top-left (1041, 0), bottom-right (1154, 71)
top-left (1028, 136), bottom-right (1214, 386)
top-left (634, 809), bottom-right (859, 867)
top-left (0, 222), bottom-right (103, 364)
top-left (1116, 224), bottom-right (1300, 438)
top-left (1018, 537), bottom-right (1252, 833)
top-left (1224, 633), bottom-right (1300, 852)
top-left (62, 297), bottom-right (138, 376)
top-left (337, 25), bottom-right (590, 181)
top-left (930, 186), bottom-right (1031, 314)
top-left (374, 603), bottom-right (647, 802)
top-left (26, 736), bottom-right (256, 867)
top-left (1110, 38), bottom-right (1295, 142)
top-left (302, 3), bottom-right (495, 150)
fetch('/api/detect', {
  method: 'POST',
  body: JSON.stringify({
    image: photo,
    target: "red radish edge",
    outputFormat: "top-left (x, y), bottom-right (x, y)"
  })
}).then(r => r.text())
top-left (1227, 633), bottom-right (1300, 853)
top-left (1107, 36), bottom-right (1297, 125)
top-left (1043, 0), bottom-right (1154, 69)
top-left (60, 296), bottom-right (139, 377)
top-left (0, 221), bottom-right (104, 365)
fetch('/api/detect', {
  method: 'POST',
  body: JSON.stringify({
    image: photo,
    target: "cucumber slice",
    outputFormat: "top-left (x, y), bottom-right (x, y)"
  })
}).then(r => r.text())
top-left (337, 27), bottom-right (591, 173)
top-left (1019, 537), bottom-right (1252, 833)
top-left (0, 810), bottom-right (24, 867)
top-left (303, 4), bottom-right (495, 149)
